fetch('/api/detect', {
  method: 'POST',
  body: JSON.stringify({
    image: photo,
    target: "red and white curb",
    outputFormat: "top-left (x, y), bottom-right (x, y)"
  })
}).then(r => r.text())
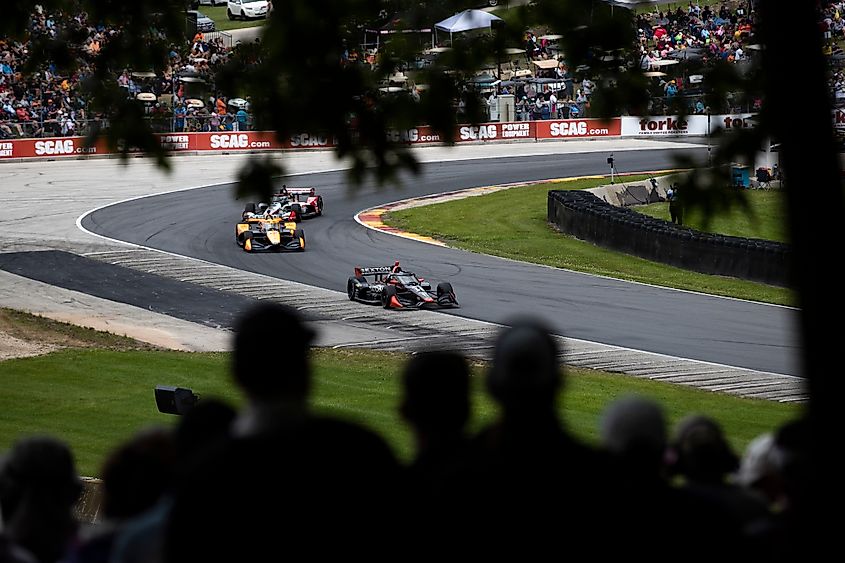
top-left (353, 172), bottom-right (668, 246)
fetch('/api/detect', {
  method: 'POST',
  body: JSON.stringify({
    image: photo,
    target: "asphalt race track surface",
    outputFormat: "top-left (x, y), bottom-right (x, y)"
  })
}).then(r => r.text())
top-left (0, 250), bottom-right (256, 330)
top-left (81, 149), bottom-right (801, 377)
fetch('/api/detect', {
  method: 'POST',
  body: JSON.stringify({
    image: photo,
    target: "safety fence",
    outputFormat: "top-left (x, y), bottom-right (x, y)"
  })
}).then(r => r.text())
top-left (547, 189), bottom-right (790, 286)
top-left (0, 114), bottom-right (755, 161)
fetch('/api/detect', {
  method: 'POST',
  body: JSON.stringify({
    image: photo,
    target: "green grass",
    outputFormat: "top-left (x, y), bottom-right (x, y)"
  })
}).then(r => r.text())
top-left (635, 190), bottom-right (788, 243)
top-left (200, 5), bottom-right (267, 31)
top-left (384, 175), bottom-right (794, 306)
top-left (0, 347), bottom-right (799, 477)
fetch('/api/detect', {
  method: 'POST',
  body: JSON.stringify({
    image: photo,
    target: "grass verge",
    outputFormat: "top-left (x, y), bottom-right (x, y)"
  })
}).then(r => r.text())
top-left (200, 6), bottom-right (266, 32)
top-left (1, 346), bottom-right (799, 477)
top-left (635, 189), bottom-right (788, 243)
top-left (384, 175), bottom-right (794, 306)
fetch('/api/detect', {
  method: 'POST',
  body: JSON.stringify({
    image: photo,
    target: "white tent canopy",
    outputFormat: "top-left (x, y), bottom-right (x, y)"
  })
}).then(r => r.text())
top-left (434, 9), bottom-right (503, 44)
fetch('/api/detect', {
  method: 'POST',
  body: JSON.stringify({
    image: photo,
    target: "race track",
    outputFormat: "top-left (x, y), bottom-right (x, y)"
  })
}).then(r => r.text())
top-left (81, 148), bottom-right (801, 377)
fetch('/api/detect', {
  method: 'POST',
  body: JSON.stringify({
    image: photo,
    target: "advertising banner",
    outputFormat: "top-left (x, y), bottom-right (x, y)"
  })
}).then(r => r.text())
top-left (535, 118), bottom-right (621, 140)
top-left (195, 131), bottom-right (281, 151)
top-left (385, 126), bottom-right (445, 144)
top-left (0, 131), bottom-right (337, 160)
top-left (621, 114), bottom-right (755, 137)
top-left (0, 136), bottom-right (110, 159)
top-left (455, 121), bottom-right (535, 142)
top-left (1, 114), bottom-right (760, 161)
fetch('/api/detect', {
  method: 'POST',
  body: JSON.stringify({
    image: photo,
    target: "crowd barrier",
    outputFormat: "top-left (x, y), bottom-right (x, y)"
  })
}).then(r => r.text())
top-left (547, 189), bottom-right (789, 286)
top-left (0, 114), bottom-right (755, 161)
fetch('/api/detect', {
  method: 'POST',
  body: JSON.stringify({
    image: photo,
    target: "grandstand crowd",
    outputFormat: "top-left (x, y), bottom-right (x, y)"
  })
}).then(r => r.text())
top-left (0, 302), bottom-right (809, 562)
top-left (4, 1), bottom-right (844, 139)
top-left (0, 5), bottom-right (249, 140)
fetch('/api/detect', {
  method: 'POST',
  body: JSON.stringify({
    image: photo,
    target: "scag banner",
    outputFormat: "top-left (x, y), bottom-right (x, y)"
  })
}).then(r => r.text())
top-left (0, 136), bottom-right (110, 159)
top-left (456, 121), bottom-right (536, 142)
top-left (535, 118), bottom-right (621, 139)
top-left (0, 131), bottom-right (338, 160)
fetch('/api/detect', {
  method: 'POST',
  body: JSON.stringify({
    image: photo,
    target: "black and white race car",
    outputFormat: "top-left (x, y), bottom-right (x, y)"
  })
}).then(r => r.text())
top-left (347, 262), bottom-right (459, 309)
top-left (241, 186), bottom-right (324, 223)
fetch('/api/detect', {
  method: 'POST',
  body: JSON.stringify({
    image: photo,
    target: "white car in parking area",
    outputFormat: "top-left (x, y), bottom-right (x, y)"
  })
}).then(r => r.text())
top-left (227, 0), bottom-right (269, 20)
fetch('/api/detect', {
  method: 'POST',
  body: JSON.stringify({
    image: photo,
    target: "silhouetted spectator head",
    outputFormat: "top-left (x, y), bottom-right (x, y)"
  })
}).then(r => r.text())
top-left (232, 302), bottom-right (315, 403)
top-left (600, 395), bottom-right (667, 476)
top-left (668, 415), bottom-right (738, 484)
top-left (100, 427), bottom-right (175, 520)
top-left (0, 437), bottom-right (81, 563)
top-left (736, 433), bottom-right (778, 487)
top-left (487, 318), bottom-right (560, 412)
top-left (401, 351), bottom-right (470, 438)
top-left (770, 418), bottom-right (810, 513)
top-left (735, 432), bottom-right (786, 505)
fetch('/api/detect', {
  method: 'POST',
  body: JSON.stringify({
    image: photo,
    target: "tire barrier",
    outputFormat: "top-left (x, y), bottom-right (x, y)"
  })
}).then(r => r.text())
top-left (548, 190), bottom-right (790, 287)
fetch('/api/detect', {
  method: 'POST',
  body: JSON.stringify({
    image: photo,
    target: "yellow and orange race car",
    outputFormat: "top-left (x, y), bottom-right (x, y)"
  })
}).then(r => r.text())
top-left (235, 215), bottom-right (305, 252)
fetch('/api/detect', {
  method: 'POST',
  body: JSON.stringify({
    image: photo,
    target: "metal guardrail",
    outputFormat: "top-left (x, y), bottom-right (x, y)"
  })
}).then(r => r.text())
top-left (204, 30), bottom-right (233, 48)
top-left (0, 115), bottom-right (254, 140)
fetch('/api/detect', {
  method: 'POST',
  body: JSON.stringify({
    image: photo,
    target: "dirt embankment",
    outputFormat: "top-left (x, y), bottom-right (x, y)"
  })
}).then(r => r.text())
top-left (0, 308), bottom-right (160, 361)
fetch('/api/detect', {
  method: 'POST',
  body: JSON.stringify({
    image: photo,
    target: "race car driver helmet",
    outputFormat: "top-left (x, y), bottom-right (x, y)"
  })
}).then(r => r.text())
top-left (257, 203), bottom-right (269, 213)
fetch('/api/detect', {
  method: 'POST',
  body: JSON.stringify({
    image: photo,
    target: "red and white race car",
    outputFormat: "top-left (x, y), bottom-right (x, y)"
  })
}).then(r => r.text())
top-left (280, 187), bottom-right (323, 219)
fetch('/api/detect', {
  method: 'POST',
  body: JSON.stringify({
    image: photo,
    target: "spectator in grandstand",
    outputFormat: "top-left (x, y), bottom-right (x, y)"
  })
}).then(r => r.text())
top-left (166, 302), bottom-right (400, 561)
top-left (665, 79), bottom-right (678, 97)
top-left (515, 95), bottom-right (528, 121)
top-left (0, 437), bottom-right (82, 563)
top-left (173, 102), bottom-right (186, 132)
top-left (581, 77), bottom-right (595, 97)
top-left (575, 88), bottom-right (588, 116)
top-left (532, 95), bottom-right (544, 120)
top-left (235, 106), bottom-right (249, 131)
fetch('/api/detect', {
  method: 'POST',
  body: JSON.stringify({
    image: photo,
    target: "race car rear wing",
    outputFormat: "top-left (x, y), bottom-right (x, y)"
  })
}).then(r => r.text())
top-left (355, 261), bottom-right (402, 277)
top-left (355, 266), bottom-right (392, 276)
top-left (286, 187), bottom-right (316, 195)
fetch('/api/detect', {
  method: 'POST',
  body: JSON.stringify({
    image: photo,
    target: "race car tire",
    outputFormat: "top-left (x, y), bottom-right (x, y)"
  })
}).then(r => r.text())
top-left (437, 282), bottom-right (454, 299)
top-left (347, 276), bottom-right (367, 300)
top-left (290, 203), bottom-right (302, 222)
top-left (382, 285), bottom-right (397, 309)
top-left (244, 202), bottom-right (256, 214)
top-left (238, 230), bottom-right (253, 246)
top-left (316, 197), bottom-right (323, 216)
